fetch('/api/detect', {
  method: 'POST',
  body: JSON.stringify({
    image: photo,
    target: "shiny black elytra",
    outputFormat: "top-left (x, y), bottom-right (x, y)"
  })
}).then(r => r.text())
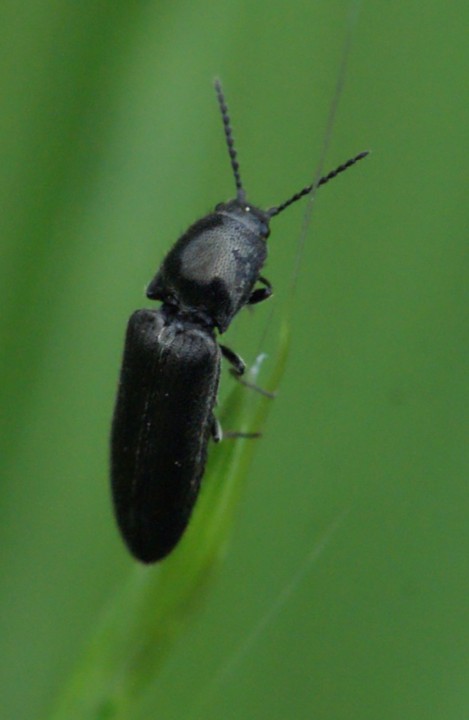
top-left (111, 79), bottom-right (368, 563)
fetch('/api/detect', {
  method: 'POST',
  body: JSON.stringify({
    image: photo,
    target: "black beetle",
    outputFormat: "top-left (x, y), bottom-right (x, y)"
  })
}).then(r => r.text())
top-left (111, 80), bottom-right (368, 563)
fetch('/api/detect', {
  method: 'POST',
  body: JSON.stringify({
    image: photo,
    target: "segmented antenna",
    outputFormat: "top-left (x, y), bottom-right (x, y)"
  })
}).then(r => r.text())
top-left (214, 78), bottom-right (245, 202)
top-left (268, 150), bottom-right (369, 218)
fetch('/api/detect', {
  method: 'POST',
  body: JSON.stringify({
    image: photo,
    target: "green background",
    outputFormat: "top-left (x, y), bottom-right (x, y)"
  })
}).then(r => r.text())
top-left (0, 1), bottom-right (467, 718)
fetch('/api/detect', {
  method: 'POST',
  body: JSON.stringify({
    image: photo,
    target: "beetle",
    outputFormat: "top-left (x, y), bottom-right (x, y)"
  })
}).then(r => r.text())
top-left (111, 79), bottom-right (368, 563)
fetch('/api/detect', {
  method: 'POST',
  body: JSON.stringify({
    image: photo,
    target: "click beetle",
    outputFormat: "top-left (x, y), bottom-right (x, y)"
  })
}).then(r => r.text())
top-left (110, 79), bottom-right (368, 563)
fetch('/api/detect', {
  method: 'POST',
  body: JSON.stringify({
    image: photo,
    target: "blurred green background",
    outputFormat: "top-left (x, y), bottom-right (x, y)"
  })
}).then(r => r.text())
top-left (0, 1), bottom-right (467, 718)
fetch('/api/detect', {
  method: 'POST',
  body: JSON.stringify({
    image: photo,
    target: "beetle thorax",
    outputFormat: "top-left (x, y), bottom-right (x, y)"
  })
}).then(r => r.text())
top-left (146, 204), bottom-right (270, 333)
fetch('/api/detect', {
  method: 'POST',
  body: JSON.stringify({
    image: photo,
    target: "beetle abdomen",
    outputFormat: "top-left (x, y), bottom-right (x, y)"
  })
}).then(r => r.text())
top-left (111, 308), bottom-right (221, 562)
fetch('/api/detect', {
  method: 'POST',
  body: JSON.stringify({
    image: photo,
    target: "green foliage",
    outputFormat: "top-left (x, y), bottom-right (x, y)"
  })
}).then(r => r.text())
top-left (0, 1), bottom-right (467, 719)
top-left (47, 338), bottom-right (288, 720)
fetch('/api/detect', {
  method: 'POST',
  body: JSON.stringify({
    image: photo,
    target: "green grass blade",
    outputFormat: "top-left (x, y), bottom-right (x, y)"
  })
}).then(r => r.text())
top-left (47, 323), bottom-right (290, 720)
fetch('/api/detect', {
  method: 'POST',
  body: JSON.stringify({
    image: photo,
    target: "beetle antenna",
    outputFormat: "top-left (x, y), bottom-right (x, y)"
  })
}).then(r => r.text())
top-left (214, 78), bottom-right (246, 202)
top-left (268, 150), bottom-right (369, 218)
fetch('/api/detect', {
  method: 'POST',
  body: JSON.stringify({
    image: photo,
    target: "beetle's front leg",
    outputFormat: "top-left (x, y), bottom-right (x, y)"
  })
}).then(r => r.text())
top-left (248, 276), bottom-right (272, 305)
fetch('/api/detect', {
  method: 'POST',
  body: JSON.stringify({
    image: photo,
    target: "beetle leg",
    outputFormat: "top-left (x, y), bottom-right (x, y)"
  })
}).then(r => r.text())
top-left (224, 430), bottom-right (262, 439)
top-left (210, 415), bottom-right (223, 442)
top-left (219, 344), bottom-right (246, 376)
top-left (210, 413), bottom-right (260, 441)
top-left (220, 343), bottom-right (276, 399)
top-left (248, 276), bottom-right (272, 305)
